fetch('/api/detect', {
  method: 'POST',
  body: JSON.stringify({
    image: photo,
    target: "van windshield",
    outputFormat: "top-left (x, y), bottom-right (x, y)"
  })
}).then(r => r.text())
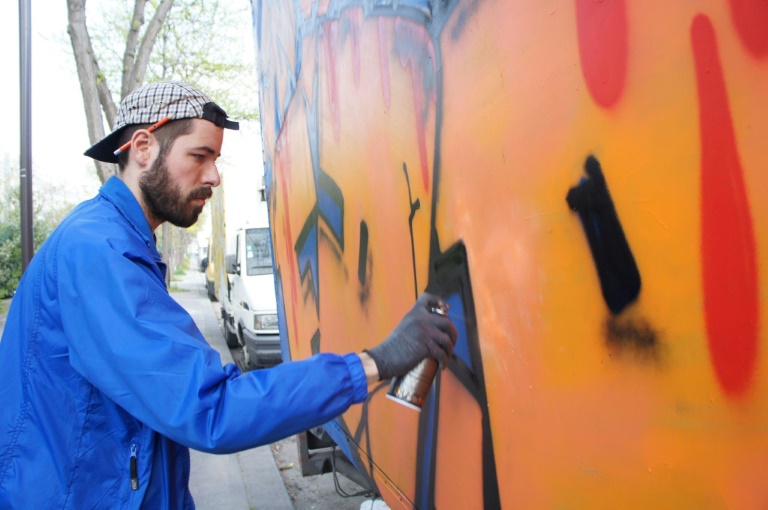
top-left (245, 228), bottom-right (273, 276)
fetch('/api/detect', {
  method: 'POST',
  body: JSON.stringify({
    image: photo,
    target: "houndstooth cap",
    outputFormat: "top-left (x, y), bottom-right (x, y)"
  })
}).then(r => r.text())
top-left (84, 81), bottom-right (239, 163)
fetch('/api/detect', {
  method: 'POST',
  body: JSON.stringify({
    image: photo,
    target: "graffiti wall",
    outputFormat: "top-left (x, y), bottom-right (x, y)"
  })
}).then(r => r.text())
top-left (251, 0), bottom-right (768, 507)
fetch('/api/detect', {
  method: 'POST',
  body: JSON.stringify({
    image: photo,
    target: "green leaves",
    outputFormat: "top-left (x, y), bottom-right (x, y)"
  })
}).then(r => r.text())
top-left (0, 177), bottom-right (76, 297)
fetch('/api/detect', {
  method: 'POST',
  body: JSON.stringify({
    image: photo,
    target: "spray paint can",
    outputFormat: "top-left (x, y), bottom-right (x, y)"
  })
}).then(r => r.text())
top-left (385, 304), bottom-right (447, 411)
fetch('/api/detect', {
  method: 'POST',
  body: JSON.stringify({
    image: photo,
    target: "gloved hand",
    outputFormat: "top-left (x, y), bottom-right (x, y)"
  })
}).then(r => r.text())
top-left (365, 292), bottom-right (458, 381)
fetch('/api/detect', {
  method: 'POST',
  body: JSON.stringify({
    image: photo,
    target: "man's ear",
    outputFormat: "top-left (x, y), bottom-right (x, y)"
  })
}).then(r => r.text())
top-left (129, 129), bottom-right (157, 167)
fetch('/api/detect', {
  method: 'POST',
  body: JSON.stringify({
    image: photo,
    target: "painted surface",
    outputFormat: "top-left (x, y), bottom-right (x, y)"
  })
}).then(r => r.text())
top-left (251, 0), bottom-right (768, 507)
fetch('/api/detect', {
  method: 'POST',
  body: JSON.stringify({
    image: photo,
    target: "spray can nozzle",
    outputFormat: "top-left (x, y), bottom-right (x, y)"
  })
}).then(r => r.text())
top-left (430, 305), bottom-right (447, 316)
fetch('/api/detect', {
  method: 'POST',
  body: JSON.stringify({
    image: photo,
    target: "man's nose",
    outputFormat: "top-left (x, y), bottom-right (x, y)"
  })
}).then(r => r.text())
top-left (203, 161), bottom-right (221, 187)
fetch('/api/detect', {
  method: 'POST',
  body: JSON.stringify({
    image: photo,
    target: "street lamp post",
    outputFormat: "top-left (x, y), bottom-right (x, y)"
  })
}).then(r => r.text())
top-left (19, 0), bottom-right (33, 271)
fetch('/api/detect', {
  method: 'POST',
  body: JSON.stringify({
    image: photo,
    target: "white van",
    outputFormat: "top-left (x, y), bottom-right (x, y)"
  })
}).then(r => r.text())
top-left (222, 227), bottom-right (281, 368)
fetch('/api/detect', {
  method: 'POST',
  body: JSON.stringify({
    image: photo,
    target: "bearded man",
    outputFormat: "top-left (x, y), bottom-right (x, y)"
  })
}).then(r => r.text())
top-left (0, 81), bottom-right (457, 509)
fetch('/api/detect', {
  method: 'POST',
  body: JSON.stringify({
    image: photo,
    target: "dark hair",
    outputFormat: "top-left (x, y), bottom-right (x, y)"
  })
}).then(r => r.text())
top-left (116, 118), bottom-right (195, 170)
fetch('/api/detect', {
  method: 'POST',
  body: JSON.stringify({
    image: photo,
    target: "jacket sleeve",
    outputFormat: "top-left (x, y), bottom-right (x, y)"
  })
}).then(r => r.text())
top-left (55, 226), bottom-right (368, 454)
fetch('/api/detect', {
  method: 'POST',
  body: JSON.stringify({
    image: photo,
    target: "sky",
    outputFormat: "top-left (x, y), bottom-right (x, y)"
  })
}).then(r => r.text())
top-left (1, 1), bottom-right (100, 204)
top-left (1, 2), bottom-right (263, 217)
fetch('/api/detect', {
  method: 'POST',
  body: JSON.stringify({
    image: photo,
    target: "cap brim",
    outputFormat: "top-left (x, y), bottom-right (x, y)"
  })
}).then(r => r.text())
top-left (84, 127), bottom-right (127, 164)
top-left (222, 118), bottom-right (239, 130)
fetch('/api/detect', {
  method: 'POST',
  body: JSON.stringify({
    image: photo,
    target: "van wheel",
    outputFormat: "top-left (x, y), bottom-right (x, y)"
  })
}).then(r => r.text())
top-left (225, 325), bottom-right (239, 348)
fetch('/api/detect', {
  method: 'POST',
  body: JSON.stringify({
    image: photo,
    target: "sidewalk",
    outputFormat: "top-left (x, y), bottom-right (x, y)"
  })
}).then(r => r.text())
top-left (169, 270), bottom-right (293, 510)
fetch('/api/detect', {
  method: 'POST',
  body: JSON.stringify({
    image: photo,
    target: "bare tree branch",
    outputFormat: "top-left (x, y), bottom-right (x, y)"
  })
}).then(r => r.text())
top-left (121, 0), bottom-right (148, 98)
top-left (66, 0), bottom-right (117, 183)
top-left (128, 0), bottom-right (175, 94)
top-left (97, 77), bottom-right (118, 130)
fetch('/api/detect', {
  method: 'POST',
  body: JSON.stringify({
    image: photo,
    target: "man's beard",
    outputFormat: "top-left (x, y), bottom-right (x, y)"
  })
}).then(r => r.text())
top-left (139, 155), bottom-right (212, 228)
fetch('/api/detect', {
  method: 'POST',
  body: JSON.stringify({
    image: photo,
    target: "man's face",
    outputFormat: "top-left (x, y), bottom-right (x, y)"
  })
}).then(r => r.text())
top-left (140, 119), bottom-right (223, 228)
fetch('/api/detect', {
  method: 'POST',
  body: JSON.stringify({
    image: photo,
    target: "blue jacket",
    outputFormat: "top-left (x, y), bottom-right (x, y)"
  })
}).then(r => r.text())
top-left (0, 177), bottom-right (368, 509)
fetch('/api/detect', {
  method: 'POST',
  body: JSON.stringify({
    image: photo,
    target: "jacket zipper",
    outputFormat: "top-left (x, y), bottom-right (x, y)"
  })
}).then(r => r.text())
top-left (130, 444), bottom-right (139, 490)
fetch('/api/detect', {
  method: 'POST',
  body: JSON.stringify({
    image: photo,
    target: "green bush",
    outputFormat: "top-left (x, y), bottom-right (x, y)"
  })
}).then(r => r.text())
top-left (0, 181), bottom-right (76, 298)
top-left (0, 225), bottom-right (23, 298)
top-left (0, 218), bottom-right (57, 298)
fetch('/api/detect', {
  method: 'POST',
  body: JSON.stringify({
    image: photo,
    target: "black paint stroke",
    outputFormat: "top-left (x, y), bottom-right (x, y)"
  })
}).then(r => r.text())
top-left (606, 316), bottom-right (660, 361)
top-left (566, 155), bottom-right (641, 315)
top-left (294, 205), bottom-right (320, 317)
top-left (358, 221), bottom-right (369, 285)
top-left (317, 169), bottom-right (345, 251)
top-left (310, 329), bottom-right (321, 355)
top-left (414, 241), bottom-right (501, 510)
top-left (335, 381), bottom-right (389, 495)
top-left (403, 163), bottom-right (422, 300)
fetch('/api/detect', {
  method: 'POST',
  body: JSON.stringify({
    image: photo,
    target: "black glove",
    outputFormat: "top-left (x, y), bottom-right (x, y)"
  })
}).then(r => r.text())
top-left (365, 292), bottom-right (458, 381)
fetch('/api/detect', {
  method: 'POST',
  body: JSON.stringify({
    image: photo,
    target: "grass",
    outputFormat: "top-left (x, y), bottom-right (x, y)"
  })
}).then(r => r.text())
top-left (168, 258), bottom-right (193, 292)
top-left (171, 256), bottom-right (192, 281)
top-left (176, 257), bottom-right (191, 273)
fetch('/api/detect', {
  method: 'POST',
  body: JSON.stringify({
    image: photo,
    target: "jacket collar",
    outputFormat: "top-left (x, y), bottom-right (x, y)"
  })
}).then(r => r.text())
top-left (99, 176), bottom-right (160, 255)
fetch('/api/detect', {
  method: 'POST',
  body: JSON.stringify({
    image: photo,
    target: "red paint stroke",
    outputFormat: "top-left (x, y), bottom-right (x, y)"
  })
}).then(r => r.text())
top-left (575, 0), bottom-right (628, 108)
top-left (323, 20), bottom-right (341, 140)
top-left (394, 18), bottom-right (436, 190)
top-left (276, 130), bottom-right (301, 349)
top-left (348, 8), bottom-right (363, 88)
top-left (378, 17), bottom-right (392, 109)
top-left (727, 0), bottom-right (768, 57)
top-left (692, 14), bottom-right (759, 396)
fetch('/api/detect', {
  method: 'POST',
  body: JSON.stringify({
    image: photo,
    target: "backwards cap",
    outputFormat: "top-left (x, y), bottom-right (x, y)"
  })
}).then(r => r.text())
top-left (84, 81), bottom-right (239, 163)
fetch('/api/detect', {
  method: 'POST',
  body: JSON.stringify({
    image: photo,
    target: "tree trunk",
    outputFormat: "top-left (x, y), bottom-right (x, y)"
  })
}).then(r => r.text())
top-left (161, 222), bottom-right (172, 288)
top-left (66, 0), bottom-right (117, 184)
top-left (122, 0), bottom-right (148, 98)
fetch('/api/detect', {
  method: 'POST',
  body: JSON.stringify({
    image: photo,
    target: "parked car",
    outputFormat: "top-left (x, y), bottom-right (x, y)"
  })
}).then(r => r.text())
top-left (223, 227), bottom-right (281, 368)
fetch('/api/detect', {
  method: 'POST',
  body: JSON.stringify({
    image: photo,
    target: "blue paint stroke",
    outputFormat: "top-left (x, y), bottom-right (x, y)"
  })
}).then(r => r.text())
top-left (273, 75), bottom-right (281, 134)
top-left (418, 388), bottom-right (438, 510)
top-left (317, 186), bottom-right (342, 243)
top-left (445, 292), bottom-right (472, 371)
top-left (274, 271), bottom-right (291, 361)
top-left (297, 224), bottom-right (319, 304)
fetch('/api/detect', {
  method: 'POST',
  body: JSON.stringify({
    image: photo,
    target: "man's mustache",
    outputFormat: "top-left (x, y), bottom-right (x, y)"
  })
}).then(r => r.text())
top-left (188, 187), bottom-right (213, 201)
